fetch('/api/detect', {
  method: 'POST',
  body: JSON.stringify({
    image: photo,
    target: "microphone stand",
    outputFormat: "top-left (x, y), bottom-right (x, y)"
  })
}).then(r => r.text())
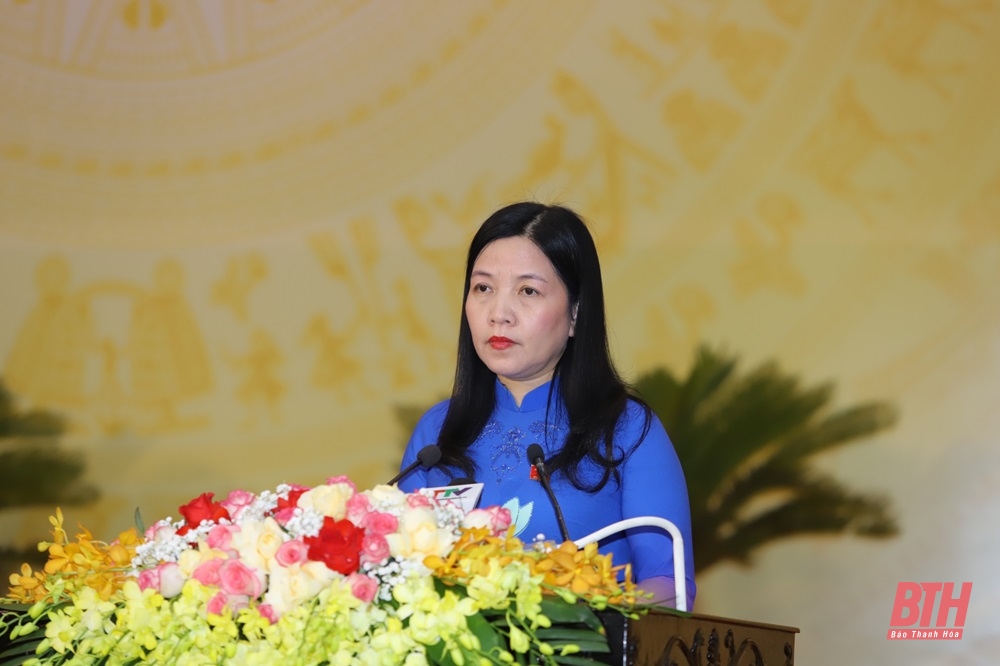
top-left (387, 445), bottom-right (441, 486)
top-left (527, 444), bottom-right (571, 543)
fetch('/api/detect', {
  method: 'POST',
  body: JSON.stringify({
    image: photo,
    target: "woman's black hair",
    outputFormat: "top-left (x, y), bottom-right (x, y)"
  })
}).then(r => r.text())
top-left (436, 201), bottom-right (651, 492)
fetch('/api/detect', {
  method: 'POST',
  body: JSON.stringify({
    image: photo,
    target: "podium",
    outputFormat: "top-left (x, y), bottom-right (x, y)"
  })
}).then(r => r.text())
top-left (596, 609), bottom-right (799, 666)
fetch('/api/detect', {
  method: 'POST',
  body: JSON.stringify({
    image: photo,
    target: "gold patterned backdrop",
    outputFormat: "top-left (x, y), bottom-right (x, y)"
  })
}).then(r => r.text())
top-left (2, 1), bottom-right (999, 662)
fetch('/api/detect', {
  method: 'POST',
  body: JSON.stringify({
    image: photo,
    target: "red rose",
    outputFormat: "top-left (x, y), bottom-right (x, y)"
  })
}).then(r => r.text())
top-left (273, 485), bottom-right (310, 524)
top-left (177, 492), bottom-right (231, 535)
top-left (304, 517), bottom-right (364, 575)
top-left (277, 486), bottom-right (308, 513)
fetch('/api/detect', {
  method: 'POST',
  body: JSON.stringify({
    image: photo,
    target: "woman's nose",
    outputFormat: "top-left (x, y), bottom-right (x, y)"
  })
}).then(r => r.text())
top-left (488, 296), bottom-right (514, 324)
top-left (489, 309), bottom-right (511, 324)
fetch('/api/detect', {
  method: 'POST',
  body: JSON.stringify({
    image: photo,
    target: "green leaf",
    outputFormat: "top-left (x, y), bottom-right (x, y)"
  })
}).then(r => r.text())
top-left (539, 599), bottom-right (603, 631)
top-left (552, 655), bottom-right (612, 666)
top-left (0, 634), bottom-right (44, 661)
top-left (546, 640), bottom-right (610, 654)
top-left (535, 628), bottom-right (605, 643)
top-left (468, 612), bottom-right (503, 654)
top-left (1, 653), bottom-right (47, 666)
top-left (646, 604), bottom-right (693, 619)
top-left (425, 638), bottom-right (458, 666)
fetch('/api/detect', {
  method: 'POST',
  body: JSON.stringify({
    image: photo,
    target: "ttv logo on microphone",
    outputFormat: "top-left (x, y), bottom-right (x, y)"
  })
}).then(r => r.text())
top-left (887, 582), bottom-right (971, 640)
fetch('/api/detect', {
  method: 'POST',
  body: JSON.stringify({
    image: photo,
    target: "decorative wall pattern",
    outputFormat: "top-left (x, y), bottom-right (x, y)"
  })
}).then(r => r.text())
top-left (1, 1), bottom-right (999, 663)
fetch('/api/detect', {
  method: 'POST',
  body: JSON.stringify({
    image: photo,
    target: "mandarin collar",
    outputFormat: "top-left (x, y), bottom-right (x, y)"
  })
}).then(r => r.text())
top-left (494, 377), bottom-right (560, 413)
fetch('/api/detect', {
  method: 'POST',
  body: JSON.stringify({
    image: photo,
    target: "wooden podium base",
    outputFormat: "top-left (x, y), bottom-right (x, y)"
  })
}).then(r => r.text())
top-left (597, 609), bottom-right (799, 665)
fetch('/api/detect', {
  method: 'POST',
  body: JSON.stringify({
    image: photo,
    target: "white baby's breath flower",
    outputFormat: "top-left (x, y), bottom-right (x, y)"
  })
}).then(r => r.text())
top-left (238, 490), bottom-right (280, 524)
top-left (283, 507), bottom-right (324, 539)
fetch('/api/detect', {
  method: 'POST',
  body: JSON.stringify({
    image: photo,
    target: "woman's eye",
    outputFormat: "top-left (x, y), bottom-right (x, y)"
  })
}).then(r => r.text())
top-left (521, 287), bottom-right (537, 296)
top-left (473, 283), bottom-right (490, 293)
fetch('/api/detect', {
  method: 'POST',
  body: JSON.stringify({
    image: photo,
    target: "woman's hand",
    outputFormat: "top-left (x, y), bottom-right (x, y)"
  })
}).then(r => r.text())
top-left (636, 575), bottom-right (694, 611)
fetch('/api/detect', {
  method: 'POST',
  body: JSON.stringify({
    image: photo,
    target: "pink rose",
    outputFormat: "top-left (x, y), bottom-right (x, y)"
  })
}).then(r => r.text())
top-left (207, 524), bottom-right (236, 550)
top-left (257, 603), bottom-right (279, 624)
top-left (272, 507), bottom-right (295, 525)
top-left (275, 539), bottom-right (309, 567)
top-left (218, 559), bottom-right (264, 598)
top-left (138, 563), bottom-right (185, 598)
top-left (346, 573), bottom-right (378, 603)
top-left (345, 493), bottom-right (372, 524)
top-left (221, 489), bottom-right (256, 522)
top-left (207, 591), bottom-right (250, 616)
top-left (405, 493), bottom-right (433, 509)
top-left (144, 520), bottom-right (177, 543)
top-left (157, 562), bottom-right (186, 598)
top-left (193, 558), bottom-right (225, 587)
top-left (360, 533), bottom-right (390, 564)
top-left (137, 567), bottom-right (159, 592)
top-left (463, 506), bottom-right (512, 536)
top-left (363, 511), bottom-right (398, 537)
top-left (324, 475), bottom-right (357, 491)
top-left (206, 591), bottom-right (228, 615)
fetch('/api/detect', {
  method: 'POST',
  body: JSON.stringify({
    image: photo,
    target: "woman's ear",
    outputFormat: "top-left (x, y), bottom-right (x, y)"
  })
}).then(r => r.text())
top-left (569, 303), bottom-right (578, 337)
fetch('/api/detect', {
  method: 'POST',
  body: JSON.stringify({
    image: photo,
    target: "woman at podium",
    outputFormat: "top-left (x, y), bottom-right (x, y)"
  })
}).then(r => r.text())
top-left (398, 202), bottom-right (696, 610)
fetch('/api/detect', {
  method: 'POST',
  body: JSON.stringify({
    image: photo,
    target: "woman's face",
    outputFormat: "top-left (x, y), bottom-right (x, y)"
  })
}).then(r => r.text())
top-left (465, 236), bottom-right (576, 400)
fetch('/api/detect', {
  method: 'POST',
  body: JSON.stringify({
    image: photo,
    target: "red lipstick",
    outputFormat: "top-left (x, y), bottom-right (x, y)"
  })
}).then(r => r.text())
top-left (488, 336), bottom-right (514, 350)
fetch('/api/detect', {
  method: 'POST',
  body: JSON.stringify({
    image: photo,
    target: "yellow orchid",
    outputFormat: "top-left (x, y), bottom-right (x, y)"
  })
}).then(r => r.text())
top-left (6, 563), bottom-right (46, 602)
top-left (5, 508), bottom-right (140, 603)
top-left (427, 527), bottom-right (641, 608)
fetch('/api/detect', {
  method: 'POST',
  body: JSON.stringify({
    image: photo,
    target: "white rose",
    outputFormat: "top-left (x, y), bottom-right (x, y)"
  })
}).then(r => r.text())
top-left (230, 517), bottom-right (287, 571)
top-left (177, 544), bottom-right (227, 577)
top-left (262, 561), bottom-right (338, 617)
top-left (365, 484), bottom-right (406, 509)
top-left (298, 483), bottom-right (355, 520)
top-left (385, 507), bottom-right (456, 560)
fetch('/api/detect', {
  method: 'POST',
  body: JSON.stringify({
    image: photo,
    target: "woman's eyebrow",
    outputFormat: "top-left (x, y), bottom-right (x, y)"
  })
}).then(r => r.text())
top-left (470, 269), bottom-right (549, 283)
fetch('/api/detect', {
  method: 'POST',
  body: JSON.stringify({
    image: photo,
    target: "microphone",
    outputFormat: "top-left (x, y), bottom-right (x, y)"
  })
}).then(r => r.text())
top-left (527, 443), bottom-right (571, 543)
top-left (448, 477), bottom-right (476, 486)
top-left (387, 445), bottom-right (442, 486)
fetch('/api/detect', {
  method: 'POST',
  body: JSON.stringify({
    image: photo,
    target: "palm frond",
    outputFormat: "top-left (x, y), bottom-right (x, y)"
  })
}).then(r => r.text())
top-left (708, 475), bottom-right (898, 568)
top-left (772, 402), bottom-right (898, 464)
top-left (706, 403), bottom-right (898, 528)
top-left (0, 441), bottom-right (100, 509)
top-left (636, 345), bottom-right (900, 573)
top-left (635, 346), bottom-right (735, 454)
top-left (0, 381), bottom-right (65, 438)
top-left (703, 461), bottom-right (808, 529)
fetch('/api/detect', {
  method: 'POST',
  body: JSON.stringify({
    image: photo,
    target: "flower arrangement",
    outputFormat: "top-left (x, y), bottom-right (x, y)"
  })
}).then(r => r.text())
top-left (1, 477), bottom-right (648, 665)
